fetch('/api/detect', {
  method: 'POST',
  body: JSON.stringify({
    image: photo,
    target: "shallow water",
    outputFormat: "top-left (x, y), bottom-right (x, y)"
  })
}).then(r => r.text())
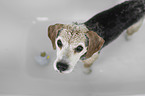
top-left (1, 0), bottom-right (145, 96)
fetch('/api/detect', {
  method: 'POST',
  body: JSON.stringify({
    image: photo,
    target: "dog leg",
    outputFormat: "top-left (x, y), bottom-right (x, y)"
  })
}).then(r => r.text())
top-left (83, 63), bottom-right (93, 75)
top-left (125, 17), bottom-right (144, 40)
top-left (82, 52), bottom-right (99, 74)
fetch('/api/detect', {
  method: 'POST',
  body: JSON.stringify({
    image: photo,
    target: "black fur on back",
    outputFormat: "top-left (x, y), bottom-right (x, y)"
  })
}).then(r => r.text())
top-left (84, 0), bottom-right (145, 47)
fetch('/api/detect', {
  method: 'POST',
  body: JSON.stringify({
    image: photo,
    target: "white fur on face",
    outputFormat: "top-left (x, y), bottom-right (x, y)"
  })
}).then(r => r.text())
top-left (54, 26), bottom-right (88, 73)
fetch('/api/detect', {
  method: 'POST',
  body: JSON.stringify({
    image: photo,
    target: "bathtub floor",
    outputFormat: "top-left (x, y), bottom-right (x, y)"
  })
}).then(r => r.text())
top-left (1, 0), bottom-right (145, 96)
top-left (24, 21), bottom-right (145, 96)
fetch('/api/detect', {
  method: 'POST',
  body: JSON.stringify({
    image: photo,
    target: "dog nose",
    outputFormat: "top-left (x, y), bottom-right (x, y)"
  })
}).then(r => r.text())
top-left (56, 62), bottom-right (69, 72)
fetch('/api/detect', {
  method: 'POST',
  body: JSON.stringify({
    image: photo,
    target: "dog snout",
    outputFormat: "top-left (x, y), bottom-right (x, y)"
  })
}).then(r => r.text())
top-left (56, 62), bottom-right (69, 72)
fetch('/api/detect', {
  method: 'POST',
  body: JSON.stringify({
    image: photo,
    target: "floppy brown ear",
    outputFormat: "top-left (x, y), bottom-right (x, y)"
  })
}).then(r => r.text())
top-left (48, 24), bottom-right (64, 50)
top-left (85, 31), bottom-right (105, 58)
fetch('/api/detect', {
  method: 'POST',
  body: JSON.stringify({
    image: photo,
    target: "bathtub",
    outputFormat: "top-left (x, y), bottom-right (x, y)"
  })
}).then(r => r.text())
top-left (1, 0), bottom-right (145, 96)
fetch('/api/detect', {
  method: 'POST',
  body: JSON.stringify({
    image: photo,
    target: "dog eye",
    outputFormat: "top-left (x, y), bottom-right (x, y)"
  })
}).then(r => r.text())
top-left (57, 40), bottom-right (63, 48)
top-left (75, 45), bottom-right (83, 52)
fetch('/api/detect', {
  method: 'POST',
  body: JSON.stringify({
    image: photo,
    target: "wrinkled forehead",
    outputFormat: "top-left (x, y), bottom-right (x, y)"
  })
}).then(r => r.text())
top-left (59, 29), bottom-right (86, 45)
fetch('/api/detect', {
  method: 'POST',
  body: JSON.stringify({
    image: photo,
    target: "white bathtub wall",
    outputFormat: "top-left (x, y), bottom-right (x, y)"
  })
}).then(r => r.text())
top-left (116, 0), bottom-right (126, 3)
top-left (1, 0), bottom-right (145, 96)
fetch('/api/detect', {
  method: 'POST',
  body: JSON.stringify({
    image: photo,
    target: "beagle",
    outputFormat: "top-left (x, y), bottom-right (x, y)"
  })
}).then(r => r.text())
top-left (48, 0), bottom-right (145, 74)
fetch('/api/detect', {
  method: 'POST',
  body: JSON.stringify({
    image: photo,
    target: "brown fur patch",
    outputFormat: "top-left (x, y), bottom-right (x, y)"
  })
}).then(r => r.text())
top-left (48, 24), bottom-right (64, 50)
top-left (85, 31), bottom-right (105, 58)
top-left (84, 63), bottom-right (93, 68)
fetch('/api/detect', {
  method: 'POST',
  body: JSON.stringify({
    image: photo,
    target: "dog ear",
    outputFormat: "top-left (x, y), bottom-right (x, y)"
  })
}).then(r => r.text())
top-left (48, 24), bottom-right (64, 50)
top-left (85, 31), bottom-right (105, 58)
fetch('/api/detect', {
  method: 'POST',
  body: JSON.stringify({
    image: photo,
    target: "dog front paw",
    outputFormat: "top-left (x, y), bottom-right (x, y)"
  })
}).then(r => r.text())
top-left (125, 33), bottom-right (132, 41)
top-left (83, 68), bottom-right (92, 75)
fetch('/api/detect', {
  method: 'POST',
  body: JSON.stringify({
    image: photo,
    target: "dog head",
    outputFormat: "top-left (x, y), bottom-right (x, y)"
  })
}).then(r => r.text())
top-left (48, 23), bottom-right (104, 73)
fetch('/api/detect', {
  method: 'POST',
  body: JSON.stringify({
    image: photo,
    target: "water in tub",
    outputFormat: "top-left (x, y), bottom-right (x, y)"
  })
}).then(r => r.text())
top-left (1, 0), bottom-right (145, 96)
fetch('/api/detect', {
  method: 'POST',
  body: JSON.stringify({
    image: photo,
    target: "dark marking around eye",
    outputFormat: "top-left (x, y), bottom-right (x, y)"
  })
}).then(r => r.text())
top-left (85, 34), bottom-right (89, 47)
top-left (57, 29), bottom-right (63, 37)
top-left (57, 39), bottom-right (63, 48)
top-left (75, 45), bottom-right (83, 53)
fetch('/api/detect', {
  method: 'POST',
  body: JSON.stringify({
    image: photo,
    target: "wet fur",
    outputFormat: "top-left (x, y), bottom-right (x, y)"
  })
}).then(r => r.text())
top-left (85, 0), bottom-right (145, 47)
top-left (48, 0), bottom-right (145, 74)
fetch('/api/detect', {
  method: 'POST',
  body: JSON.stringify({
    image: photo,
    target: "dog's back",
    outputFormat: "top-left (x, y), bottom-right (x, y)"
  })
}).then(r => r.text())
top-left (85, 0), bottom-right (145, 47)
